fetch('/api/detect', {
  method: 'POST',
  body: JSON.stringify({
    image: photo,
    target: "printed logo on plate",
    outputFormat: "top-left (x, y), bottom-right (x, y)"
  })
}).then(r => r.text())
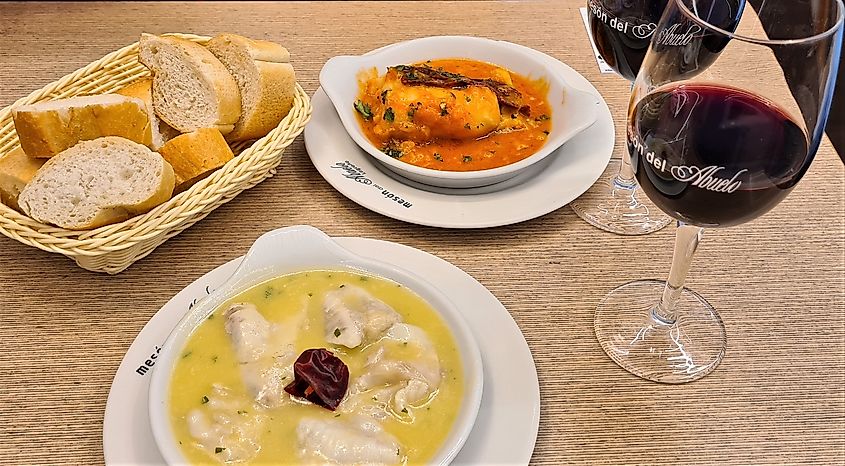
top-left (133, 285), bottom-right (215, 377)
top-left (331, 161), bottom-right (413, 209)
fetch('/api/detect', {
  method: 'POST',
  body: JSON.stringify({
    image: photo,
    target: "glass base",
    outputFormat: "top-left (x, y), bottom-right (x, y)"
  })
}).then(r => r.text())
top-left (594, 279), bottom-right (726, 383)
top-left (570, 159), bottom-right (672, 235)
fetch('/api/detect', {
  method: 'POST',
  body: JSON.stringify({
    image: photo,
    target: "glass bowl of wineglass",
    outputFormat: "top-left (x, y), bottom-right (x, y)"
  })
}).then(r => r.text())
top-left (594, 0), bottom-right (844, 383)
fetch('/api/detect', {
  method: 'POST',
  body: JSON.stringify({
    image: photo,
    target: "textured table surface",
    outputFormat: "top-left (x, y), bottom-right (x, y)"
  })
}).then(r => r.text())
top-left (0, 1), bottom-right (843, 465)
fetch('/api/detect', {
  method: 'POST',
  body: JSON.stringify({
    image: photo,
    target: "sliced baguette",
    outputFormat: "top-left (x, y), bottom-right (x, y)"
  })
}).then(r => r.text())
top-left (18, 137), bottom-right (175, 230)
top-left (0, 147), bottom-right (45, 212)
top-left (138, 33), bottom-right (241, 134)
top-left (116, 77), bottom-right (181, 150)
top-left (206, 34), bottom-right (296, 141)
top-left (157, 128), bottom-right (234, 192)
top-left (206, 33), bottom-right (296, 141)
top-left (12, 94), bottom-right (152, 158)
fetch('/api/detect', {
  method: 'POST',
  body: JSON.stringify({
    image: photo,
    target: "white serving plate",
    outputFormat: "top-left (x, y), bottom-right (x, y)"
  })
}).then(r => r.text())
top-left (305, 41), bottom-right (615, 228)
top-left (103, 235), bottom-right (540, 465)
top-left (147, 226), bottom-right (483, 465)
top-left (319, 35), bottom-right (600, 188)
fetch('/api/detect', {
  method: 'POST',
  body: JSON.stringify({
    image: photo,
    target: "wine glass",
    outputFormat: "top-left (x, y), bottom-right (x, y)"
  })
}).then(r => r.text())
top-left (594, 0), bottom-right (844, 383)
top-left (572, 0), bottom-right (674, 235)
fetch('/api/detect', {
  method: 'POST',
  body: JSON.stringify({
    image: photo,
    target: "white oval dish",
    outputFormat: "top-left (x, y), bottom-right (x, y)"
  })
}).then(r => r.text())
top-left (148, 225), bottom-right (484, 465)
top-left (319, 35), bottom-right (600, 188)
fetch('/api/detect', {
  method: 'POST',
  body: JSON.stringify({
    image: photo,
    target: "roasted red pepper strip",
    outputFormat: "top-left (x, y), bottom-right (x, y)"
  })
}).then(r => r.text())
top-left (284, 348), bottom-right (349, 411)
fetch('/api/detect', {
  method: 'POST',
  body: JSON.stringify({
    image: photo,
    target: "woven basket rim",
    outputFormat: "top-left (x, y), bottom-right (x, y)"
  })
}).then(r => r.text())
top-left (0, 33), bottom-right (312, 257)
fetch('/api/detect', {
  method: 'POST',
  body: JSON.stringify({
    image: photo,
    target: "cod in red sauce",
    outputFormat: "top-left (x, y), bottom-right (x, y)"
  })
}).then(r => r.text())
top-left (354, 59), bottom-right (552, 172)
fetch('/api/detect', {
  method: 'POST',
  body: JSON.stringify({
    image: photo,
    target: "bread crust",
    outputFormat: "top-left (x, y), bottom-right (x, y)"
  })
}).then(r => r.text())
top-left (157, 128), bottom-right (234, 192)
top-left (12, 95), bottom-right (153, 158)
top-left (0, 147), bottom-right (45, 212)
top-left (116, 77), bottom-right (181, 149)
top-left (210, 33), bottom-right (291, 63)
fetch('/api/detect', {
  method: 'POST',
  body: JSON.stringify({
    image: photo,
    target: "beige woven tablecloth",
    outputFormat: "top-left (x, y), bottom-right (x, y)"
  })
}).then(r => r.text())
top-left (0, 1), bottom-right (842, 464)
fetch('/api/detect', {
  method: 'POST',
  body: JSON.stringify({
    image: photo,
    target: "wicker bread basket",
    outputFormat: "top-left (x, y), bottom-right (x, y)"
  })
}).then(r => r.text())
top-left (0, 33), bottom-right (312, 274)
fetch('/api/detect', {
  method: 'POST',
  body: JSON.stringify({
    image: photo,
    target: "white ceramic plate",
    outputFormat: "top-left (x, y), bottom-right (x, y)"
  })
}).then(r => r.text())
top-left (320, 36), bottom-right (600, 188)
top-left (103, 236), bottom-right (540, 465)
top-left (305, 43), bottom-right (614, 228)
top-left (149, 226), bottom-right (483, 465)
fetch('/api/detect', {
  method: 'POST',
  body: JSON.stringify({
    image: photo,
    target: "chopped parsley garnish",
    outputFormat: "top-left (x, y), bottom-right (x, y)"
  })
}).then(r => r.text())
top-left (237, 410), bottom-right (247, 415)
top-left (465, 95), bottom-right (472, 102)
top-left (307, 292), bottom-right (313, 297)
top-left (384, 146), bottom-right (403, 158)
top-left (354, 100), bottom-right (373, 120)
top-left (407, 103), bottom-right (418, 120)
top-left (543, 130), bottom-right (550, 135)
top-left (433, 152), bottom-right (443, 162)
top-left (334, 328), bottom-right (342, 338)
top-left (464, 123), bottom-right (471, 130)
top-left (462, 155), bottom-right (473, 163)
top-left (380, 89), bottom-right (389, 104)
top-left (449, 92), bottom-right (456, 99)
top-left (339, 284), bottom-right (346, 288)
top-left (215, 447), bottom-right (225, 454)
top-left (536, 114), bottom-right (550, 121)
top-left (384, 107), bottom-right (395, 123)
top-left (181, 351), bottom-right (192, 359)
top-left (207, 314), bottom-right (214, 320)
top-left (211, 355), bottom-right (218, 363)
top-left (401, 407), bottom-right (408, 413)
top-left (439, 102), bottom-right (448, 116)
top-left (201, 396), bottom-right (209, 404)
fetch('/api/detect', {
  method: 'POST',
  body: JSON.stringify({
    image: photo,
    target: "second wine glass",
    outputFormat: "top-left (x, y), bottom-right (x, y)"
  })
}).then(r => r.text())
top-left (571, 0), bottom-right (673, 235)
top-left (594, 0), bottom-right (843, 383)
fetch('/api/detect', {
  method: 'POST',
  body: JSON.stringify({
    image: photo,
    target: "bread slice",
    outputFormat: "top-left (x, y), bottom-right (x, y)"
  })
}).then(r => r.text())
top-left (18, 137), bottom-right (175, 230)
top-left (12, 94), bottom-right (152, 158)
top-left (0, 147), bottom-right (45, 212)
top-left (157, 128), bottom-right (234, 192)
top-left (206, 33), bottom-right (296, 141)
top-left (138, 33), bottom-right (241, 134)
top-left (116, 77), bottom-right (181, 150)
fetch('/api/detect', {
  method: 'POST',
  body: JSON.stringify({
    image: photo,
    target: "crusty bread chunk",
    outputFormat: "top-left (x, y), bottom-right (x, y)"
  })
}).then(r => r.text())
top-left (158, 128), bottom-right (234, 192)
top-left (18, 137), bottom-right (175, 230)
top-left (138, 33), bottom-right (241, 134)
top-left (0, 147), bottom-right (45, 212)
top-left (116, 77), bottom-right (181, 150)
top-left (12, 94), bottom-right (152, 158)
top-left (206, 33), bottom-right (296, 141)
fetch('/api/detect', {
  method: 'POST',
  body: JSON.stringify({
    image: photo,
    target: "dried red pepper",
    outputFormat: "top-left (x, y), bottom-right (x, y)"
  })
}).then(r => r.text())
top-left (284, 348), bottom-right (349, 411)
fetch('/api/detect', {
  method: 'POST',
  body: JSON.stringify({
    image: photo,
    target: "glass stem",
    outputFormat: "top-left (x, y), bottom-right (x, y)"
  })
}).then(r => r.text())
top-left (613, 149), bottom-right (637, 189)
top-left (613, 80), bottom-right (638, 190)
top-left (652, 223), bottom-right (704, 325)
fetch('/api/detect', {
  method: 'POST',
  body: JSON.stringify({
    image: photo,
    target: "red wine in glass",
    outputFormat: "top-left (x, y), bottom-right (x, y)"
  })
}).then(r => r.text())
top-left (629, 83), bottom-right (810, 227)
top-left (588, 0), bottom-right (746, 81)
top-left (587, 0), bottom-right (669, 81)
top-left (596, 0), bottom-right (843, 385)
